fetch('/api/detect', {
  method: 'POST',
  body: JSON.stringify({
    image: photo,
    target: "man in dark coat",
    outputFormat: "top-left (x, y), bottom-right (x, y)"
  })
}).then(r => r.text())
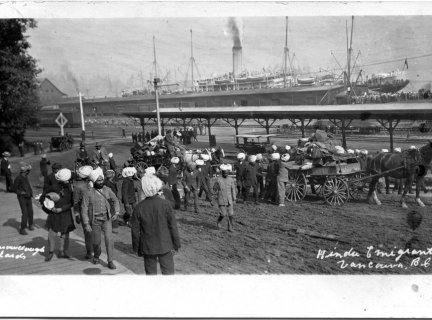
top-left (1, 151), bottom-right (13, 192)
top-left (11, 162), bottom-right (34, 235)
top-left (132, 174), bottom-right (181, 275)
top-left (108, 153), bottom-right (117, 171)
top-left (168, 157), bottom-right (181, 210)
top-left (242, 155), bottom-right (259, 205)
top-left (265, 153), bottom-right (280, 203)
top-left (196, 157), bottom-right (215, 206)
top-left (43, 163), bottom-right (62, 193)
top-left (38, 141), bottom-right (45, 154)
top-left (234, 153), bottom-right (246, 198)
top-left (76, 142), bottom-right (90, 165)
top-left (256, 154), bottom-right (265, 199)
top-left (18, 141), bottom-right (24, 157)
top-left (138, 132), bottom-right (143, 143)
top-left (39, 154), bottom-right (51, 179)
top-left (121, 167), bottom-right (137, 227)
top-left (122, 127), bottom-right (126, 138)
top-left (182, 162), bottom-right (201, 213)
top-left (145, 132), bottom-right (150, 142)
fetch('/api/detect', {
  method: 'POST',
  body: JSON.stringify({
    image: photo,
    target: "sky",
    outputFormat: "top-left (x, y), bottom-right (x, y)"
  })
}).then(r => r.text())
top-left (25, 15), bottom-right (432, 97)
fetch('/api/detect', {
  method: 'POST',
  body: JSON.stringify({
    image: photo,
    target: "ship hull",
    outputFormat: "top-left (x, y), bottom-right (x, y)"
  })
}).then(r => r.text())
top-left (368, 80), bottom-right (410, 93)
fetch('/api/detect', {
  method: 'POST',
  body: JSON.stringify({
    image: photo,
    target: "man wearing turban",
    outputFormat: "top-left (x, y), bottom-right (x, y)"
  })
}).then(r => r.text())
top-left (182, 162), bottom-right (201, 213)
top-left (196, 159), bottom-right (215, 207)
top-left (81, 168), bottom-right (120, 270)
top-left (168, 157), bottom-right (181, 210)
top-left (121, 166), bottom-right (137, 227)
top-left (234, 153), bottom-right (246, 197)
top-left (132, 174), bottom-right (181, 275)
top-left (215, 164), bottom-right (237, 232)
top-left (1, 151), bottom-right (13, 192)
top-left (264, 153), bottom-right (280, 203)
top-left (241, 155), bottom-right (259, 205)
top-left (39, 168), bottom-right (76, 261)
top-left (11, 162), bottom-right (34, 235)
top-left (73, 165), bottom-right (94, 258)
top-left (39, 154), bottom-right (51, 179)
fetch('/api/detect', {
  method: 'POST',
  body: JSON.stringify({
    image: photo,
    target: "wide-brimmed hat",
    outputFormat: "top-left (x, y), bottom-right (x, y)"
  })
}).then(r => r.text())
top-left (52, 163), bottom-right (63, 170)
top-left (2, 151), bottom-right (11, 157)
top-left (95, 142), bottom-right (102, 148)
top-left (80, 142), bottom-right (86, 147)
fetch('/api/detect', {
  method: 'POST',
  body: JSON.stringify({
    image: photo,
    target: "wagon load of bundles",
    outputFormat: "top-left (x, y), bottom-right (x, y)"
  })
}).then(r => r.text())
top-left (290, 127), bottom-right (356, 169)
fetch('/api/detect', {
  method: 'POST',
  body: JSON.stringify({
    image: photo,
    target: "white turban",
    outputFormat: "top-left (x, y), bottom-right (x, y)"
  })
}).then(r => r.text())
top-left (226, 164), bottom-right (232, 172)
top-left (55, 168), bottom-right (71, 182)
top-left (360, 149), bottom-right (368, 155)
top-left (237, 153), bottom-right (245, 160)
top-left (145, 166), bottom-right (156, 176)
top-left (211, 148), bottom-right (216, 153)
top-left (141, 174), bottom-right (163, 198)
top-left (410, 145), bottom-right (417, 150)
top-left (347, 149), bottom-right (354, 154)
top-left (355, 149), bottom-right (360, 154)
top-left (20, 162), bottom-right (32, 172)
top-left (394, 147), bottom-right (402, 153)
top-left (256, 154), bottom-right (263, 161)
top-left (271, 153), bottom-right (280, 160)
top-left (171, 157), bottom-right (180, 164)
top-left (381, 149), bottom-right (389, 153)
top-left (285, 145), bottom-right (291, 151)
top-left (89, 167), bottom-right (104, 183)
top-left (272, 145), bottom-right (277, 150)
top-left (77, 165), bottom-right (93, 178)
top-left (248, 155), bottom-right (257, 162)
top-left (220, 164), bottom-right (229, 171)
top-left (177, 132), bottom-right (182, 136)
top-left (108, 153), bottom-right (113, 158)
top-left (122, 167), bottom-right (135, 178)
top-left (281, 154), bottom-right (290, 162)
top-left (201, 154), bottom-right (210, 161)
top-left (195, 159), bottom-right (204, 166)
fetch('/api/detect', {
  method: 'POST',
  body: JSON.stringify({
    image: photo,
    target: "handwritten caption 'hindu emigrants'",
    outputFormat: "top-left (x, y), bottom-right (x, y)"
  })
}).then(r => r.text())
top-left (317, 246), bottom-right (432, 269)
top-left (0, 245), bottom-right (45, 260)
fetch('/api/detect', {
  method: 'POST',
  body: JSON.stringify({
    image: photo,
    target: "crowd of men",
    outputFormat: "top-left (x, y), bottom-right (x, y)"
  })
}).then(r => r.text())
top-left (347, 90), bottom-right (428, 104)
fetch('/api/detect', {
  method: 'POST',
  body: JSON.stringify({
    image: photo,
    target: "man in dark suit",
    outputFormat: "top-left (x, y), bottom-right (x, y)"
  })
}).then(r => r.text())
top-left (1, 151), bottom-right (13, 192)
top-left (43, 163), bottom-right (62, 193)
top-left (39, 154), bottom-right (51, 179)
top-left (11, 162), bottom-right (34, 235)
top-left (168, 157), bottom-right (181, 210)
top-left (242, 155), bottom-right (259, 205)
top-left (182, 162), bottom-right (201, 213)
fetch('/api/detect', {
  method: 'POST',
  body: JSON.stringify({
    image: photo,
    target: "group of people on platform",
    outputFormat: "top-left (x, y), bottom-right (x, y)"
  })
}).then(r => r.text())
top-left (346, 90), bottom-right (427, 105)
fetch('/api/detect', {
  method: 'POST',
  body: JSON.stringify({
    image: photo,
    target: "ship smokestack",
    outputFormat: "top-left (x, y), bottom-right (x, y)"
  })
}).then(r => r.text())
top-left (227, 17), bottom-right (243, 77)
top-left (233, 46), bottom-right (242, 76)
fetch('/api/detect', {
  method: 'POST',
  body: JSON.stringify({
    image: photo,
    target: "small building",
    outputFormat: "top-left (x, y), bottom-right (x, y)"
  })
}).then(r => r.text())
top-left (37, 78), bottom-right (68, 105)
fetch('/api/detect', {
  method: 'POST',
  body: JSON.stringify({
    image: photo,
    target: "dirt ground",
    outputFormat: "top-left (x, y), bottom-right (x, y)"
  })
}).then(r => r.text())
top-left (6, 127), bottom-right (432, 275)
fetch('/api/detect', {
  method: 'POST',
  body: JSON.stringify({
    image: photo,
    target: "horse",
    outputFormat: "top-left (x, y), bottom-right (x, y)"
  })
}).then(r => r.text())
top-left (366, 142), bottom-right (432, 208)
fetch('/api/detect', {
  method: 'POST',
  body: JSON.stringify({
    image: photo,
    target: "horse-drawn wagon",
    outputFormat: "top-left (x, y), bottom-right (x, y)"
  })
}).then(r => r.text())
top-left (49, 136), bottom-right (71, 152)
top-left (282, 157), bottom-right (368, 205)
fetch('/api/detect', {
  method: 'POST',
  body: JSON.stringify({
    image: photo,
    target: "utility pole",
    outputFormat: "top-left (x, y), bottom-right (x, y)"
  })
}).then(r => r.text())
top-left (140, 68), bottom-right (144, 92)
top-left (284, 16), bottom-right (288, 88)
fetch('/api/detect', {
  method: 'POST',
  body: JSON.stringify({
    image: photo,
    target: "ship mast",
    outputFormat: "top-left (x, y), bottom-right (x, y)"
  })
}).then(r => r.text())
top-left (153, 34), bottom-right (158, 78)
top-left (190, 29), bottom-right (194, 91)
top-left (347, 16), bottom-right (354, 88)
top-left (284, 16), bottom-right (288, 88)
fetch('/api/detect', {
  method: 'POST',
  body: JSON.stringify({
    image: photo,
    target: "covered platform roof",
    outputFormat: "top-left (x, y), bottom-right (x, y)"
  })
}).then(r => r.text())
top-left (123, 102), bottom-right (432, 120)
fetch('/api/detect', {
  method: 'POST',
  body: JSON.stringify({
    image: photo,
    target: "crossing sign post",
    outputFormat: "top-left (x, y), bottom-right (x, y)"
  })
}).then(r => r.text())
top-left (55, 113), bottom-right (68, 136)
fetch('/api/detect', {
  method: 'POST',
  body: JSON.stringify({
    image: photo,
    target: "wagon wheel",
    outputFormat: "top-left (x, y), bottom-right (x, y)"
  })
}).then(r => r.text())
top-left (209, 177), bottom-right (220, 195)
top-left (323, 177), bottom-right (349, 206)
top-left (285, 171), bottom-right (307, 202)
top-left (136, 161), bottom-right (148, 172)
top-left (348, 174), bottom-right (368, 200)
